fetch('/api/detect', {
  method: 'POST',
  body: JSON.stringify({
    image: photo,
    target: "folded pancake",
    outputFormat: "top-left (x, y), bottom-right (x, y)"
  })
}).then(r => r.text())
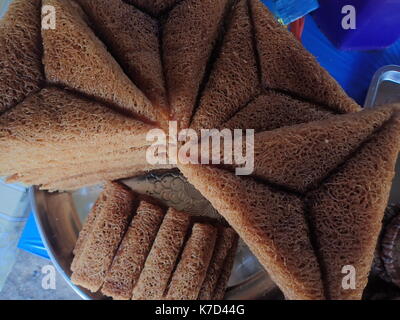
top-left (102, 201), bottom-right (165, 300)
top-left (165, 223), bottom-right (218, 300)
top-left (131, 208), bottom-right (191, 300)
top-left (198, 227), bottom-right (237, 300)
top-left (9, 145), bottom-right (170, 187)
top-left (41, 0), bottom-right (159, 123)
top-left (124, 0), bottom-right (180, 16)
top-left (190, 0), bottom-right (259, 131)
top-left (248, 0), bottom-right (360, 113)
top-left (179, 164), bottom-right (325, 300)
top-left (163, 0), bottom-right (231, 129)
top-left (221, 91), bottom-right (334, 132)
top-left (77, 0), bottom-right (169, 121)
top-left (224, 106), bottom-right (395, 193)
top-left (71, 198), bottom-right (101, 272)
top-left (306, 112), bottom-right (400, 299)
top-left (0, 0), bottom-right (43, 113)
top-left (180, 105), bottom-right (400, 300)
top-left (71, 182), bottom-right (135, 292)
top-left (212, 235), bottom-right (239, 300)
top-left (0, 87), bottom-right (154, 179)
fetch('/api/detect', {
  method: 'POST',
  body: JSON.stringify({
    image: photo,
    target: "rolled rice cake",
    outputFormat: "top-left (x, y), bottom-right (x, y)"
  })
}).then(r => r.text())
top-left (71, 187), bottom-right (238, 300)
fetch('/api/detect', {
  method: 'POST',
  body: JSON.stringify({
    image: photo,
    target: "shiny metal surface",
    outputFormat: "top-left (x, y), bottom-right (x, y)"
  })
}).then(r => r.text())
top-left (365, 65), bottom-right (400, 205)
top-left (365, 65), bottom-right (400, 108)
top-left (31, 170), bottom-right (280, 300)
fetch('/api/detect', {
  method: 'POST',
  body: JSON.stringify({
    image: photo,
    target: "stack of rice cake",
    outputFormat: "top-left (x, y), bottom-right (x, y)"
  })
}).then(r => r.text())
top-left (71, 182), bottom-right (239, 300)
top-left (0, 0), bottom-right (360, 190)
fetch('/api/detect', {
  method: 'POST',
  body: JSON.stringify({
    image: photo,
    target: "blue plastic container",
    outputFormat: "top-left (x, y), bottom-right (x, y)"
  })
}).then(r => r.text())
top-left (262, 0), bottom-right (319, 25)
top-left (313, 0), bottom-right (400, 51)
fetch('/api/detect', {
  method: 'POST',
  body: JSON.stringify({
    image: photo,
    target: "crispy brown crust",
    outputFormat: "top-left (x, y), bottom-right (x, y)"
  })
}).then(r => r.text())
top-left (198, 227), bottom-right (237, 300)
top-left (212, 234), bottom-right (239, 300)
top-left (42, 0), bottom-right (157, 123)
top-left (179, 163), bottom-right (325, 300)
top-left (223, 105), bottom-right (395, 193)
top-left (124, 0), bottom-right (180, 16)
top-left (221, 90), bottom-right (334, 133)
top-left (190, 0), bottom-right (259, 131)
top-left (163, 0), bottom-right (232, 129)
top-left (248, 0), bottom-right (360, 113)
top-left (181, 107), bottom-right (400, 300)
top-left (0, 0), bottom-right (43, 113)
top-left (71, 182), bottom-right (135, 292)
top-left (77, 0), bottom-right (169, 119)
top-left (131, 208), bottom-right (191, 300)
top-left (306, 113), bottom-right (400, 299)
top-left (165, 223), bottom-right (218, 300)
top-left (102, 201), bottom-right (165, 300)
top-left (71, 198), bottom-right (102, 272)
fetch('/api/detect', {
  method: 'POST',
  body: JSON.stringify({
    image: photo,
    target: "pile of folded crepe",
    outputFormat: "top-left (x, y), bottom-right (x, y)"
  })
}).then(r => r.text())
top-left (71, 182), bottom-right (238, 300)
top-left (0, 0), bottom-right (360, 190)
top-left (1, 0), bottom-right (400, 300)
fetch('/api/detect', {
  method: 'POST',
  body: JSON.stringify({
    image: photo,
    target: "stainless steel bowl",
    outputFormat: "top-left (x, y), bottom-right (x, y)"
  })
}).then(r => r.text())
top-left (31, 170), bottom-right (280, 300)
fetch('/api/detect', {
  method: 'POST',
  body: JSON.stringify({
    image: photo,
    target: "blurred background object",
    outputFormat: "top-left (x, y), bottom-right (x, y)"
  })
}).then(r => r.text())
top-left (262, 0), bottom-right (319, 40)
top-left (262, 0), bottom-right (319, 25)
top-left (313, 0), bottom-right (400, 51)
top-left (0, 180), bottom-right (30, 292)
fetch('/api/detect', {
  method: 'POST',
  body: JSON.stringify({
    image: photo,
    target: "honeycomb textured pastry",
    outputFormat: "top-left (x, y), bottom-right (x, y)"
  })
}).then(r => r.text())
top-left (124, 0), bottom-right (181, 16)
top-left (76, 0), bottom-right (169, 117)
top-left (131, 207), bottom-right (191, 299)
top-left (221, 90), bottom-right (334, 132)
top-left (198, 227), bottom-right (238, 300)
top-left (42, 0), bottom-right (158, 123)
top-left (71, 182), bottom-right (136, 292)
top-left (306, 112), bottom-right (400, 299)
top-left (248, 0), bottom-right (359, 113)
top-left (71, 186), bottom-right (238, 300)
top-left (180, 164), bottom-right (325, 300)
top-left (0, 0), bottom-right (43, 113)
top-left (190, 0), bottom-right (259, 131)
top-left (179, 105), bottom-right (400, 300)
top-left (212, 236), bottom-right (239, 300)
top-left (163, 0), bottom-right (232, 129)
top-left (165, 223), bottom-right (218, 300)
top-left (102, 201), bottom-right (165, 300)
top-left (223, 106), bottom-right (395, 193)
top-left (0, 0), bottom-right (360, 190)
top-left (0, 87), bottom-right (172, 189)
top-left (1, 0), bottom-right (398, 302)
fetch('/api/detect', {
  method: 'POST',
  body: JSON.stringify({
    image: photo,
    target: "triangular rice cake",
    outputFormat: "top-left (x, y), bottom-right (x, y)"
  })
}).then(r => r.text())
top-left (76, 0), bottom-right (169, 119)
top-left (249, 0), bottom-right (360, 114)
top-left (42, 0), bottom-right (159, 123)
top-left (163, 0), bottom-right (231, 129)
top-left (190, 0), bottom-right (259, 131)
top-left (221, 91), bottom-right (334, 133)
top-left (0, 87), bottom-right (153, 176)
top-left (179, 163), bottom-right (325, 300)
top-left (0, 0), bottom-right (43, 113)
top-left (247, 106), bottom-right (395, 193)
top-left (306, 111), bottom-right (400, 299)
